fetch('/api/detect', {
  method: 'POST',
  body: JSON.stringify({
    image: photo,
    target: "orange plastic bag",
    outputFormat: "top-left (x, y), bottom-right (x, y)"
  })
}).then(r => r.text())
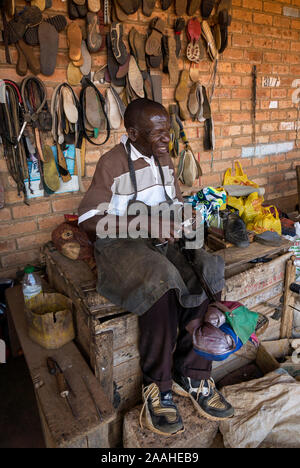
top-left (223, 161), bottom-right (259, 188)
top-left (241, 192), bottom-right (264, 225)
top-left (247, 205), bottom-right (282, 235)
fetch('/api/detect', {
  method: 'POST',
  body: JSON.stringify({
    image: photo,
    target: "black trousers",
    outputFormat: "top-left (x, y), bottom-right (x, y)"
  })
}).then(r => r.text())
top-left (138, 289), bottom-right (222, 392)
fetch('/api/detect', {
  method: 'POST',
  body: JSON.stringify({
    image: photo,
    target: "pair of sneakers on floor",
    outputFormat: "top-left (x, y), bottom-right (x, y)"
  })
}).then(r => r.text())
top-left (140, 373), bottom-right (234, 436)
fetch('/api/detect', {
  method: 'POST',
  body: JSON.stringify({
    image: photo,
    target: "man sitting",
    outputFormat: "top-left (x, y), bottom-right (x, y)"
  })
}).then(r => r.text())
top-left (78, 98), bottom-right (233, 437)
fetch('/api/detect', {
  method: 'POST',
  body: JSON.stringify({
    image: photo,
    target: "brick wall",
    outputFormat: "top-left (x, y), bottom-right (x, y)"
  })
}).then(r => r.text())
top-left (1, 0), bottom-right (300, 278)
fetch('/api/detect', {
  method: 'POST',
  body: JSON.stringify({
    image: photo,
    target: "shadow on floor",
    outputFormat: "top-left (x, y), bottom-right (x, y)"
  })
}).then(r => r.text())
top-left (0, 355), bottom-right (45, 448)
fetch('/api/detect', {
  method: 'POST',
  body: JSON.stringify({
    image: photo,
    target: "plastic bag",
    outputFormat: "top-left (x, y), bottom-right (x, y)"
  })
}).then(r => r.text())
top-left (223, 161), bottom-right (259, 188)
top-left (247, 205), bottom-right (282, 235)
top-left (227, 195), bottom-right (245, 217)
top-left (242, 192), bottom-right (264, 225)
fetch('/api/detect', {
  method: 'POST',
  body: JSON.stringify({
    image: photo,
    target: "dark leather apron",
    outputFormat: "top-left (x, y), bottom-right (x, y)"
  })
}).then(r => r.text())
top-left (94, 237), bottom-right (225, 316)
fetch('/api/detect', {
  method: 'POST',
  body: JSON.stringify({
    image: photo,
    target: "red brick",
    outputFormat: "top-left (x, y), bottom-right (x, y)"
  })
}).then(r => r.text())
top-left (38, 215), bottom-right (66, 231)
top-left (271, 88), bottom-right (287, 99)
top-left (220, 101), bottom-right (241, 111)
top-left (231, 112), bottom-right (251, 123)
top-left (222, 125), bottom-right (242, 137)
top-left (253, 12), bottom-right (273, 25)
top-left (231, 34), bottom-right (252, 48)
top-left (263, 2), bottom-right (282, 14)
top-left (51, 196), bottom-right (83, 213)
top-left (233, 8), bottom-right (253, 22)
top-left (264, 52), bottom-right (282, 63)
top-left (273, 16), bottom-right (290, 28)
top-left (85, 151), bottom-right (102, 164)
top-left (243, 0), bottom-right (262, 10)
top-left (261, 122), bottom-right (279, 132)
top-left (0, 239), bottom-right (16, 253)
top-left (1, 249), bottom-right (40, 268)
top-left (221, 148), bottom-right (242, 159)
top-left (12, 201), bottom-right (51, 219)
top-left (277, 162), bottom-right (292, 172)
top-left (17, 232), bottom-right (52, 250)
top-left (244, 51), bottom-right (263, 62)
top-left (0, 220), bottom-right (37, 238)
top-left (253, 37), bottom-right (273, 49)
top-left (291, 19), bottom-right (300, 30)
top-left (233, 136), bottom-right (253, 146)
top-left (0, 208), bottom-right (11, 222)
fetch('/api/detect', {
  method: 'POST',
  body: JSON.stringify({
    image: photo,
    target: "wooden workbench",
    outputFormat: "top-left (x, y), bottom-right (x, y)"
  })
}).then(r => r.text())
top-left (5, 285), bottom-right (116, 448)
top-left (44, 237), bottom-right (293, 447)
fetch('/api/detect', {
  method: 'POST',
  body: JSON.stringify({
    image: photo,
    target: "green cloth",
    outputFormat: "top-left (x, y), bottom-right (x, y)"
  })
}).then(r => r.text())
top-left (225, 306), bottom-right (259, 344)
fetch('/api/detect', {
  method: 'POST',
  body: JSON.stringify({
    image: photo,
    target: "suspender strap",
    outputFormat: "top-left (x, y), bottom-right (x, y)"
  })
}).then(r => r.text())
top-left (125, 139), bottom-right (173, 205)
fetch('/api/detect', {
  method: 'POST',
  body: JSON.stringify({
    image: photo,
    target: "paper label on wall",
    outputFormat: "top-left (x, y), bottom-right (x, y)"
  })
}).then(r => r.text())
top-left (24, 157), bottom-right (44, 199)
top-left (269, 101), bottom-right (278, 109)
top-left (0, 80), bottom-right (6, 104)
top-left (51, 144), bottom-right (79, 194)
top-left (262, 76), bottom-right (280, 88)
top-left (24, 145), bottom-right (79, 198)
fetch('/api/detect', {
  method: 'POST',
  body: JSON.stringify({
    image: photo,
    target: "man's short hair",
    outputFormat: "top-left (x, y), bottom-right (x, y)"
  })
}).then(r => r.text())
top-left (124, 98), bottom-right (168, 130)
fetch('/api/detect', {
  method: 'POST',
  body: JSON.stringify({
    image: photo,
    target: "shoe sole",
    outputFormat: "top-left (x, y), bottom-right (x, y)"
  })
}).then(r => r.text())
top-left (172, 381), bottom-right (234, 422)
top-left (141, 407), bottom-right (185, 437)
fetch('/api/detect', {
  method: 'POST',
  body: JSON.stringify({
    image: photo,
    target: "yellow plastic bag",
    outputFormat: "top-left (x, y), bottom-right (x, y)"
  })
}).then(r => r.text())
top-left (242, 192), bottom-right (264, 225)
top-left (227, 195), bottom-right (245, 217)
top-left (247, 205), bottom-right (282, 235)
top-left (223, 161), bottom-right (259, 188)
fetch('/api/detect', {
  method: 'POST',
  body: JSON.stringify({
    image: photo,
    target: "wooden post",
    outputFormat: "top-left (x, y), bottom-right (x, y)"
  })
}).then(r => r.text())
top-left (296, 166), bottom-right (300, 213)
top-left (280, 257), bottom-right (296, 339)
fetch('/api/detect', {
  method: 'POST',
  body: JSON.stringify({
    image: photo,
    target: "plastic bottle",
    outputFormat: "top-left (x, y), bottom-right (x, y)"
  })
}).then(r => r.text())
top-left (22, 265), bottom-right (42, 302)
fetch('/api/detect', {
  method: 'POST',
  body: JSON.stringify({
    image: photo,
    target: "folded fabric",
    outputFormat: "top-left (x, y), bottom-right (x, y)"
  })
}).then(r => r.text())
top-left (224, 184), bottom-right (265, 197)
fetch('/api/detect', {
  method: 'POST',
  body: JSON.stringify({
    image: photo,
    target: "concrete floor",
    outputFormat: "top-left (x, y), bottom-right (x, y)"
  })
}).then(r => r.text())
top-left (0, 355), bottom-right (45, 448)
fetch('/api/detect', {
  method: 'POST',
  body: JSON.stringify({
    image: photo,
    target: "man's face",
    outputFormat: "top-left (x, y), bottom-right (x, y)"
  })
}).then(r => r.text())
top-left (129, 109), bottom-right (171, 158)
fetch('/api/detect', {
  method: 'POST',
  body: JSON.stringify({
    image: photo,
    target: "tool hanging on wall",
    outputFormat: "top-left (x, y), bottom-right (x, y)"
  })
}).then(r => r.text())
top-left (21, 76), bottom-right (55, 194)
top-left (252, 65), bottom-right (257, 145)
top-left (47, 357), bottom-right (78, 418)
top-left (0, 79), bottom-right (29, 203)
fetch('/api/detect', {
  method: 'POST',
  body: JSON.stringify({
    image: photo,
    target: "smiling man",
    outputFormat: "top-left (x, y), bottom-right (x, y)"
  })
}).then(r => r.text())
top-left (78, 98), bottom-right (233, 437)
